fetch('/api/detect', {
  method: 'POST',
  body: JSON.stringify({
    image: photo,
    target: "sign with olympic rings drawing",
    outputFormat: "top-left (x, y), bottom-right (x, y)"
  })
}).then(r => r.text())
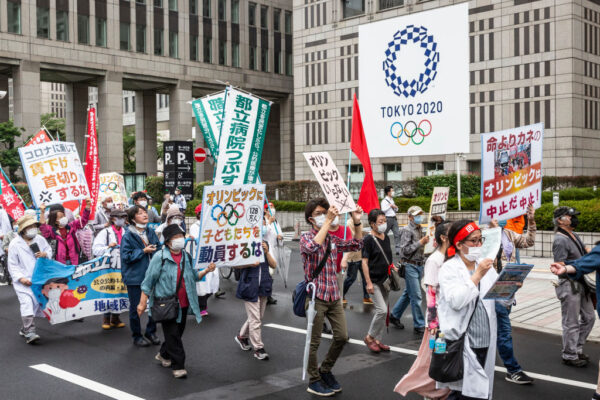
top-left (195, 183), bottom-right (266, 269)
top-left (358, 3), bottom-right (469, 157)
top-left (99, 173), bottom-right (128, 205)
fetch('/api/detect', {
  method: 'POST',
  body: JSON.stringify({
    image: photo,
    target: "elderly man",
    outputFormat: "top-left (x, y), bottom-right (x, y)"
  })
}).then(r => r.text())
top-left (92, 196), bottom-right (115, 234)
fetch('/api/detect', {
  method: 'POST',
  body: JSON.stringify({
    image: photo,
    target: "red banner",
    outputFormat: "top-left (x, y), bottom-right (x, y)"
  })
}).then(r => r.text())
top-left (82, 108), bottom-right (100, 220)
top-left (0, 167), bottom-right (26, 220)
top-left (25, 129), bottom-right (52, 147)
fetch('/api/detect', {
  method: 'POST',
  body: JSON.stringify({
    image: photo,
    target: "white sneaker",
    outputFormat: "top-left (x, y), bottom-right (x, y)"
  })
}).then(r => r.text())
top-left (25, 332), bottom-right (40, 344)
top-left (155, 353), bottom-right (171, 368)
top-left (173, 369), bottom-right (187, 379)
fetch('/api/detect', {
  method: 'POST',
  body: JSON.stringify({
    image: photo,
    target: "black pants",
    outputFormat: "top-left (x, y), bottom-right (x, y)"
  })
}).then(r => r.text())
top-left (198, 294), bottom-right (210, 311)
top-left (448, 347), bottom-right (488, 400)
top-left (127, 285), bottom-right (156, 339)
top-left (160, 307), bottom-right (188, 370)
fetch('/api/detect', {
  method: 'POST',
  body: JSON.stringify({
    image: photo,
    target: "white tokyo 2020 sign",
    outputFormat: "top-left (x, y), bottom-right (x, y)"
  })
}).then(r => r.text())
top-left (358, 3), bottom-right (469, 158)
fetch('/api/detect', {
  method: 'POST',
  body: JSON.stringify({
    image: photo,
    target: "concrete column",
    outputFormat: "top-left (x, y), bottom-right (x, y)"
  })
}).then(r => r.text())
top-left (12, 61), bottom-right (41, 142)
top-left (98, 72), bottom-right (124, 172)
top-left (49, 0), bottom-right (56, 39)
top-left (135, 90), bottom-right (158, 175)
top-left (168, 80), bottom-right (192, 140)
top-left (0, 0), bottom-right (7, 32)
top-left (0, 75), bottom-right (9, 122)
top-left (279, 94), bottom-right (294, 180)
top-left (66, 83), bottom-right (89, 156)
top-left (193, 116), bottom-right (213, 182)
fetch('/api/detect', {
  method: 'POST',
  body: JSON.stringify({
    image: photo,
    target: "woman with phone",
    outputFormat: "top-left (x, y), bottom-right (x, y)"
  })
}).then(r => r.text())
top-left (7, 214), bottom-right (52, 344)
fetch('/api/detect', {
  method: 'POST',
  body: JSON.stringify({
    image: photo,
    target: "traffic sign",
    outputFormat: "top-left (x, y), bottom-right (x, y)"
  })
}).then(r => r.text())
top-left (194, 147), bottom-right (207, 163)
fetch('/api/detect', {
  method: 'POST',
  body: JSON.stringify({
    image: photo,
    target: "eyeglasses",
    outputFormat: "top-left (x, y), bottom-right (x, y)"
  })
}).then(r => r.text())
top-left (463, 237), bottom-right (485, 245)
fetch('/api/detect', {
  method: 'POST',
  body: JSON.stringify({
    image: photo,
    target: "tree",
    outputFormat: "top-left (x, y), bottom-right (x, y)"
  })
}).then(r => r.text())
top-left (0, 120), bottom-right (25, 182)
top-left (123, 126), bottom-right (136, 173)
top-left (40, 113), bottom-right (66, 141)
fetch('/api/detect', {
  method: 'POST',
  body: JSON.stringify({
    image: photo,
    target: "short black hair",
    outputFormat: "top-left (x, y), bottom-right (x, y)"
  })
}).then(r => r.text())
top-left (304, 198), bottom-right (329, 225)
top-left (384, 186), bottom-right (393, 195)
top-left (132, 192), bottom-right (148, 202)
top-left (434, 221), bottom-right (451, 248)
top-left (368, 209), bottom-right (385, 226)
top-left (127, 205), bottom-right (147, 224)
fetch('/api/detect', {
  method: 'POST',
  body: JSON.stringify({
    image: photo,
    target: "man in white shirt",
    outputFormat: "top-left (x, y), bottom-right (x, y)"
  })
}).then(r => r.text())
top-left (381, 185), bottom-right (401, 255)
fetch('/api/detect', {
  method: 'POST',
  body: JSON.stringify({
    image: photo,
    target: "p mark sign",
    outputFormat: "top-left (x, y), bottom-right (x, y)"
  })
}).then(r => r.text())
top-left (163, 141), bottom-right (193, 173)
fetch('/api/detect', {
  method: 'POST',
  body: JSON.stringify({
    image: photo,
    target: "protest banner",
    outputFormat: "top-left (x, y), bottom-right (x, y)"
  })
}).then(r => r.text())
top-left (192, 91), bottom-right (226, 157)
top-left (424, 186), bottom-right (449, 254)
top-left (479, 123), bottom-right (543, 224)
top-left (0, 166), bottom-right (26, 220)
top-left (213, 88), bottom-right (271, 185)
top-left (484, 263), bottom-right (534, 300)
top-left (25, 128), bottom-right (53, 147)
top-left (195, 183), bottom-right (265, 269)
top-left (31, 248), bottom-right (128, 324)
top-left (303, 152), bottom-right (357, 214)
top-left (99, 172), bottom-right (128, 205)
top-left (83, 108), bottom-right (100, 220)
top-left (19, 141), bottom-right (90, 208)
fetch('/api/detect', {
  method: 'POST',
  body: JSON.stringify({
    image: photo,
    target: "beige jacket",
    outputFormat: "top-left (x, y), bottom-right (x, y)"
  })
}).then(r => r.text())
top-left (499, 221), bottom-right (536, 264)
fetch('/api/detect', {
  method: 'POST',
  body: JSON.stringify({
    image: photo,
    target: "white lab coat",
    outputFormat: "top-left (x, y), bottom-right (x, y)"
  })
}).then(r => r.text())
top-left (264, 221), bottom-right (282, 276)
top-left (0, 208), bottom-right (12, 257)
top-left (190, 221), bottom-right (219, 295)
top-left (7, 234), bottom-right (52, 317)
top-left (92, 226), bottom-right (123, 257)
top-left (437, 256), bottom-right (498, 399)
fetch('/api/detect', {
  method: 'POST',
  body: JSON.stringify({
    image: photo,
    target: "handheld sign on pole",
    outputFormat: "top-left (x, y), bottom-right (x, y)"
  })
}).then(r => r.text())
top-left (424, 187), bottom-right (450, 254)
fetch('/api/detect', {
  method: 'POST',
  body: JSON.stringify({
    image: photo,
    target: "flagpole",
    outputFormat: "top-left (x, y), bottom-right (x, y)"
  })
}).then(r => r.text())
top-left (344, 142), bottom-right (353, 241)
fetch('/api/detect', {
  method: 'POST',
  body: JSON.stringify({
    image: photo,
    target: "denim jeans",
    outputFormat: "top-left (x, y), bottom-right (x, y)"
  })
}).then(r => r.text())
top-left (343, 261), bottom-right (369, 299)
top-left (391, 263), bottom-right (425, 328)
top-left (495, 302), bottom-right (521, 374)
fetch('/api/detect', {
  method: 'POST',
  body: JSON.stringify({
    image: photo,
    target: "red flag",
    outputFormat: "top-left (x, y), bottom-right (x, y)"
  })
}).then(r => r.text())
top-left (25, 129), bottom-right (52, 147)
top-left (350, 94), bottom-right (380, 213)
top-left (0, 167), bottom-right (26, 220)
top-left (83, 108), bottom-right (100, 220)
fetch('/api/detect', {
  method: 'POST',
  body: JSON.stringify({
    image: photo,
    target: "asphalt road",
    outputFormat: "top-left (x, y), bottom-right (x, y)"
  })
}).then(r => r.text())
top-left (0, 242), bottom-right (598, 400)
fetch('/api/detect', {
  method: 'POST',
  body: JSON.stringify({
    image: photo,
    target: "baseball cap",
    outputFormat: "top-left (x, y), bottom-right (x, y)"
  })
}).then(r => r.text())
top-left (407, 206), bottom-right (424, 216)
top-left (553, 206), bottom-right (580, 219)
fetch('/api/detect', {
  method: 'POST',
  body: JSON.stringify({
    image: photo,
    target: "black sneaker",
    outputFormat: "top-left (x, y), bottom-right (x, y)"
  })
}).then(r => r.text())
top-left (592, 391), bottom-right (600, 400)
top-left (254, 348), bottom-right (269, 360)
top-left (389, 316), bottom-right (404, 329)
top-left (319, 370), bottom-right (341, 393)
top-left (235, 335), bottom-right (252, 351)
top-left (267, 296), bottom-right (277, 305)
top-left (579, 353), bottom-right (591, 362)
top-left (307, 380), bottom-right (335, 397)
top-left (144, 333), bottom-right (161, 345)
top-left (562, 358), bottom-right (588, 367)
top-left (134, 337), bottom-right (150, 347)
top-left (505, 371), bottom-right (534, 385)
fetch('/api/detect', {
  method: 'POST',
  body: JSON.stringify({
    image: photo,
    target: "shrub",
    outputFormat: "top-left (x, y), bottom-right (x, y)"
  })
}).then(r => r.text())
top-left (413, 174), bottom-right (481, 198)
top-left (186, 199), bottom-right (202, 216)
top-left (534, 200), bottom-right (600, 232)
top-left (194, 181), bottom-right (212, 200)
top-left (145, 175), bottom-right (164, 203)
top-left (271, 200), bottom-right (307, 212)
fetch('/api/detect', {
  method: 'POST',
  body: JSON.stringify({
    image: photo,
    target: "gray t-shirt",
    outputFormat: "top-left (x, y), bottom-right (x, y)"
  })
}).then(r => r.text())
top-left (467, 269), bottom-right (490, 349)
top-left (552, 231), bottom-right (585, 263)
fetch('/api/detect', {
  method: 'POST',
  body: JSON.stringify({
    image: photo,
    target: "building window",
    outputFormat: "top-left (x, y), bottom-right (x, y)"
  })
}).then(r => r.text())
top-left (37, 7), bottom-right (50, 38)
top-left (77, 14), bottom-right (89, 44)
top-left (379, 0), bottom-right (403, 11)
top-left (203, 37), bottom-right (212, 62)
top-left (190, 0), bottom-right (198, 14)
top-left (154, 0), bottom-right (162, 7)
top-left (248, 2), bottom-right (256, 26)
top-left (273, 8), bottom-right (281, 31)
top-left (284, 11), bottom-right (291, 34)
top-left (342, 0), bottom-right (364, 19)
top-left (190, 35), bottom-right (199, 60)
top-left (218, 0), bottom-right (225, 20)
top-left (56, 10), bottom-right (69, 41)
top-left (249, 46), bottom-right (256, 69)
top-left (96, 17), bottom-right (107, 46)
top-left (274, 50), bottom-right (281, 74)
top-left (132, 96), bottom-right (136, 112)
top-left (424, 161), bottom-right (445, 176)
top-left (120, 22), bottom-right (130, 50)
top-left (124, 97), bottom-right (129, 113)
top-left (231, 0), bottom-right (239, 23)
top-left (168, 0), bottom-right (177, 11)
top-left (203, 0), bottom-right (210, 18)
top-left (218, 40), bottom-right (226, 65)
top-left (286, 52), bottom-right (292, 75)
top-left (467, 160), bottom-right (481, 175)
top-left (260, 48), bottom-right (268, 72)
top-left (348, 165), bottom-right (365, 184)
top-left (136, 24), bottom-right (146, 52)
top-left (384, 163), bottom-right (402, 181)
top-left (7, 1), bottom-right (21, 34)
top-left (154, 29), bottom-right (164, 55)
top-left (169, 31), bottom-right (178, 58)
top-left (232, 42), bottom-right (239, 67)
top-left (260, 5), bottom-right (268, 29)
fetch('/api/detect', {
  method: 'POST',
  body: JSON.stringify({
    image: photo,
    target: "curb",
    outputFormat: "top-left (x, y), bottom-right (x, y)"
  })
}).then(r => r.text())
top-left (511, 321), bottom-right (600, 344)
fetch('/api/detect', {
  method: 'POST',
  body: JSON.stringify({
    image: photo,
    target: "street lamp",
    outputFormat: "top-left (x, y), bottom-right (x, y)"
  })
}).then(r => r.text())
top-left (455, 153), bottom-right (467, 211)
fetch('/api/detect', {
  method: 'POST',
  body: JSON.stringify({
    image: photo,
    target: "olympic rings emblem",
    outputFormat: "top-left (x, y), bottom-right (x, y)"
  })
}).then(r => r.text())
top-left (212, 203), bottom-right (246, 227)
top-left (389, 120), bottom-right (432, 146)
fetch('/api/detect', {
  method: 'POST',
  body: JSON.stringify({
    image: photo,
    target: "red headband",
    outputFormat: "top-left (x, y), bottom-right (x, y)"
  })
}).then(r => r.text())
top-left (447, 222), bottom-right (480, 257)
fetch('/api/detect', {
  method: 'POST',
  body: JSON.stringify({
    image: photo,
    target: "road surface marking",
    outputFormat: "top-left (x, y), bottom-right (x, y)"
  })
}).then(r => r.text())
top-left (30, 364), bottom-right (145, 400)
top-left (265, 323), bottom-right (597, 390)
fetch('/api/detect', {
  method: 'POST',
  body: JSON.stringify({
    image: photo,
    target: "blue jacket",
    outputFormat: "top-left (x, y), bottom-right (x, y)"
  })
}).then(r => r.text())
top-left (568, 244), bottom-right (600, 317)
top-left (121, 227), bottom-right (161, 285)
top-left (236, 260), bottom-right (273, 302)
top-left (141, 248), bottom-right (202, 323)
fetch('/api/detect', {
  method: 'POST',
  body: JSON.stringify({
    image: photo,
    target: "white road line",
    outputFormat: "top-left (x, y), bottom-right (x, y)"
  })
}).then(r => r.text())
top-left (30, 364), bottom-right (145, 400)
top-left (265, 323), bottom-right (597, 390)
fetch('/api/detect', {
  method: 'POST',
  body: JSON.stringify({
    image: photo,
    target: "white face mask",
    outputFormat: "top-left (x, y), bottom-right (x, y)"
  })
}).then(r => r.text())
top-left (25, 227), bottom-right (38, 239)
top-left (377, 223), bottom-right (387, 234)
top-left (331, 216), bottom-right (339, 227)
top-left (138, 201), bottom-right (148, 208)
top-left (114, 218), bottom-right (126, 227)
top-left (58, 217), bottom-right (69, 227)
top-left (463, 246), bottom-right (482, 262)
top-left (270, 209), bottom-right (276, 217)
top-left (135, 222), bottom-right (147, 229)
top-left (170, 218), bottom-right (183, 226)
top-left (170, 237), bottom-right (185, 251)
top-left (106, 202), bottom-right (114, 210)
top-left (313, 214), bottom-right (326, 228)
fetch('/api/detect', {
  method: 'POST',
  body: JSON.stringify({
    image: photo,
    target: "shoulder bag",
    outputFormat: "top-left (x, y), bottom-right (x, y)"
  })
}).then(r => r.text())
top-left (292, 238), bottom-right (331, 317)
top-left (371, 234), bottom-right (402, 292)
top-left (151, 252), bottom-right (184, 322)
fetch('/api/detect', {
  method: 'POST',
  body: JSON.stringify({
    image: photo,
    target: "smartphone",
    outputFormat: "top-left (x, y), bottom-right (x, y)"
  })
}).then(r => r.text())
top-left (29, 243), bottom-right (40, 254)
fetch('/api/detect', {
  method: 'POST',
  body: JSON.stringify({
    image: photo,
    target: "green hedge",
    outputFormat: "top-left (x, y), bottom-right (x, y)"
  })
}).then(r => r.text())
top-left (145, 175), bottom-right (165, 203)
top-left (414, 174), bottom-right (481, 198)
top-left (534, 200), bottom-right (600, 232)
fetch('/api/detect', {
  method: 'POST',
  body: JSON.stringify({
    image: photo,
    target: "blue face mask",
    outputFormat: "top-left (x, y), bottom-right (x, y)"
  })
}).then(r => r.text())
top-left (413, 215), bottom-right (423, 224)
top-left (261, 226), bottom-right (268, 236)
top-left (498, 220), bottom-right (507, 228)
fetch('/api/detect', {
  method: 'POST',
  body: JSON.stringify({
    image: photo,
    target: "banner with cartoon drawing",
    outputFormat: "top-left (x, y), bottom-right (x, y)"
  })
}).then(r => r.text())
top-left (195, 183), bottom-right (265, 269)
top-left (31, 248), bottom-right (128, 324)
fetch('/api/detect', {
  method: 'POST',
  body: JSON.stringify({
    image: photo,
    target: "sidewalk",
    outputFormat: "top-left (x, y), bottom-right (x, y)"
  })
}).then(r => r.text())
top-left (512, 256), bottom-right (600, 342)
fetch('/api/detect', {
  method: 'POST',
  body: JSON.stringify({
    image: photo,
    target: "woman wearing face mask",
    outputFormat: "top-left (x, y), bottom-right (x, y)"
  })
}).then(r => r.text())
top-left (138, 224), bottom-right (215, 378)
top-left (39, 200), bottom-right (91, 266)
top-left (156, 206), bottom-right (185, 243)
top-left (436, 220), bottom-right (497, 400)
top-left (7, 214), bottom-right (52, 344)
top-left (190, 204), bottom-right (219, 316)
top-left (361, 209), bottom-right (396, 353)
top-left (92, 209), bottom-right (128, 330)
